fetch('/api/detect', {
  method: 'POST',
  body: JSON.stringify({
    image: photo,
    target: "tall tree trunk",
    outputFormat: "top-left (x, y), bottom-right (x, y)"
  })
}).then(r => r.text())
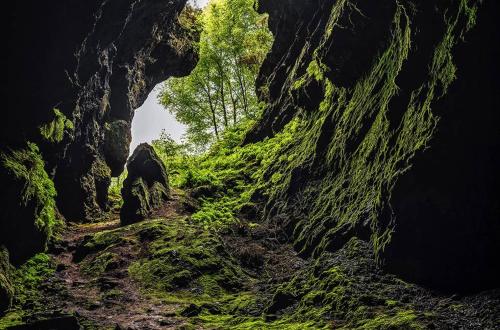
top-left (226, 76), bottom-right (238, 125)
top-left (203, 72), bottom-right (219, 140)
top-left (234, 58), bottom-right (249, 116)
top-left (217, 61), bottom-right (229, 128)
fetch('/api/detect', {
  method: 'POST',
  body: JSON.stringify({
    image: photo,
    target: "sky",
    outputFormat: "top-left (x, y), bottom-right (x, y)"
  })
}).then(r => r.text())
top-left (130, 85), bottom-right (186, 152)
top-left (130, 0), bottom-right (209, 153)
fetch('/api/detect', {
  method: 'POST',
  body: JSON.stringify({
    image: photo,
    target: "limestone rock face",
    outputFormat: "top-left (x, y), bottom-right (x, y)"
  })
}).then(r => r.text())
top-left (120, 144), bottom-right (169, 226)
top-left (251, 0), bottom-right (500, 292)
top-left (4, 0), bottom-right (197, 222)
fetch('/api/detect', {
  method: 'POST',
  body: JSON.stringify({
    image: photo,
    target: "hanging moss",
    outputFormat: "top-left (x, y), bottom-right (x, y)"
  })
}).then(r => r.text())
top-left (253, 0), bottom-right (480, 260)
top-left (39, 108), bottom-right (73, 143)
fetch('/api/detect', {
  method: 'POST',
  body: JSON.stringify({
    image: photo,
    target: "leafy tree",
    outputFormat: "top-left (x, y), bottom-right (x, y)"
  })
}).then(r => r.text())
top-left (159, 0), bottom-right (273, 151)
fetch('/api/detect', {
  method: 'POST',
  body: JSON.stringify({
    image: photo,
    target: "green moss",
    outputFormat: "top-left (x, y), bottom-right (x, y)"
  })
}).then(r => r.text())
top-left (306, 59), bottom-right (327, 82)
top-left (0, 247), bottom-right (14, 313)
top-left (196, 314), bottom-right (326, 330)
top-left (0, 310), bottom-right (24, 328)
top-left (80, 252), bottom-right (120, 277)
top-left (0, 253), bottom-right (56, 326)
top-left (12, 254), bottom-right (55, 306)
top-left (1, 142), bottom-right (59, 244)
top-left (39, 108), bottom-right (73, 143)
top-left (129, 218), bottom-right (245, 296)
top-left (82, 228), bottom-right (124, 252)
top-left (249, 0), bottom-right (481, 260)
top-left (354, 310), bottom-right (423, 330)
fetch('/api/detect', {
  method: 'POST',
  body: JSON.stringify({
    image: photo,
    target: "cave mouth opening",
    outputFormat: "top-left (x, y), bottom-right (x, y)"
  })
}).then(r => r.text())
top-left (130, 83), bottom-right (186, 156)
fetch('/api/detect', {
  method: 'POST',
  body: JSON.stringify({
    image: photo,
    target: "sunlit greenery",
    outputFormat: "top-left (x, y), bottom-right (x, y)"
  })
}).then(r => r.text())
top-left (159, 0), bottom-right (273, 151)
top-left (1, 143), bottom-right (59, 242)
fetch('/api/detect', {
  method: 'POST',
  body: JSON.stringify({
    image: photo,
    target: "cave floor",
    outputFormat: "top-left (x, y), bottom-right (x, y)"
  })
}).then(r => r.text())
top-left (1, 190), bottom-right (499, 329)
top-left (52, 219), bottom-right (185, 329)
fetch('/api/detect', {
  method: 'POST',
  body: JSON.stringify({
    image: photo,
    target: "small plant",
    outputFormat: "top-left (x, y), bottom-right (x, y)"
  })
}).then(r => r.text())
top-left (108, 170), bottom-right (127, 211)
top-left (39, 108), bottom-right (73, 143)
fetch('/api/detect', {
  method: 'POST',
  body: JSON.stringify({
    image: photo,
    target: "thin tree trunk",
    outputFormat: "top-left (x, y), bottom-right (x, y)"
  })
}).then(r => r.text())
top-left (226, 76), bottom-right (238, 125)
top-left (202, 72), bottom-right (219, 140)
top-left (234, 58), bottom-right (249, 116)
top-left (217, 61), bottom-right (229, 128)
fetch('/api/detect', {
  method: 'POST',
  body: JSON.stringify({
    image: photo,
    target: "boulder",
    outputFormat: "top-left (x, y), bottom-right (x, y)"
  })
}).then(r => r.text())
top-left (103, 120), bottom-right (132, 177)
top-left (120, 144), bottom-right (169, 226)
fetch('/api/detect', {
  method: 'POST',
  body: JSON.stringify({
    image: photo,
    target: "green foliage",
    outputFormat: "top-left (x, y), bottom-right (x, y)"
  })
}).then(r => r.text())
top-left (108, 170), bottom-right (127, 210)
top-left (0, 247), bottom-right (14, 313)
top-left (0, 254), bottom-right (56, 328)
top-left (169, 4), bottom-right (202, 57)
top-left (1, 142), bottom-right (59, 243)
top-left (153, 117), bottom-right (299, 229)
top-left (160, 0), bottom-right (273, 150)
top-left (39, 108), bottom-right (73, 143)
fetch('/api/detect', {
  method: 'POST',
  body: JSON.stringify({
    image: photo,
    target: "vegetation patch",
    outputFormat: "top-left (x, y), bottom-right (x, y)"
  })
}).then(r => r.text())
top-left (1, 142), bottom-right (60, 245)
top-left (39, 108), bottom-right (73, 143)
top-left (0, 254), bottom-right (56, 328)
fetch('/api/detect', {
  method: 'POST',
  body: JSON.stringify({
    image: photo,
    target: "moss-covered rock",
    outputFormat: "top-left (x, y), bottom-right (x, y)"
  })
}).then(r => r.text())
top-left (121, 144), bottom-right (170, 225)
top-left (248, 0), bottom-right (500, 292)
top-left (128, 219), bottom-right (245, 296)
top-left (0, 142), bottom-right (60, 264)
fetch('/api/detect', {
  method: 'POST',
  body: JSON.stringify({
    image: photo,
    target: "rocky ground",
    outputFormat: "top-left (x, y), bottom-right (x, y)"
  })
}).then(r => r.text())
top-left (0, 189), bottom-right (499, 329)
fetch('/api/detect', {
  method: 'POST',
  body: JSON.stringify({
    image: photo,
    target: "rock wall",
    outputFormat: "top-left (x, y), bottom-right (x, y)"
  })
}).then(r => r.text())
top-left (4, 0), bottom-right (196, 223)
top-left (250, 0), bottom-right (500, 292)
top-left (2, 0), bottom-right (196, 267)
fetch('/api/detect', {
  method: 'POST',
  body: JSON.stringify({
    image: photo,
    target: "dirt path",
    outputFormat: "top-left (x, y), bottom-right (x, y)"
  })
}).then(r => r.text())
top-left (48, 192), bottom-right (193, 329)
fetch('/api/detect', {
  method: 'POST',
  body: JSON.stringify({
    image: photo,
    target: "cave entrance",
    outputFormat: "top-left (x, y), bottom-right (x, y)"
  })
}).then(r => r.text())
top-left (129, 0), bottom-right (209, 154)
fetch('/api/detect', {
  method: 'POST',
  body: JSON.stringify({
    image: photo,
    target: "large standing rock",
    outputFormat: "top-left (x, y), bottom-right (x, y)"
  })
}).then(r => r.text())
top-left (120, 144), bottom-right (170, 226)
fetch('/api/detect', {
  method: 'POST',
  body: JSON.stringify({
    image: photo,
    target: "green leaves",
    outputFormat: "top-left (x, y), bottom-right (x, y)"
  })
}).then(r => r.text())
top-left (1, 143), bottom-right (58, 243)
top-left (159, 0), bottom-right (273, 151)
top-left (39, 108), bottom-right (73, 144)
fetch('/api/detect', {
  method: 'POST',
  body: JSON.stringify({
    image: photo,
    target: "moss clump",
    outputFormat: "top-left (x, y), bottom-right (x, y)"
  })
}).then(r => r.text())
top-left (39, 108), bottom-right (73, 143)
top-left (0, 253), bottom-right (56, 328)
top-left (74, 226), bottom-right (128, 262)
top-left (80, 252), bottom-right (121, 277)
top-left (1, 142), bottom-right (59, 244)
top-left (129, 218), bottom-right (245, 296)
